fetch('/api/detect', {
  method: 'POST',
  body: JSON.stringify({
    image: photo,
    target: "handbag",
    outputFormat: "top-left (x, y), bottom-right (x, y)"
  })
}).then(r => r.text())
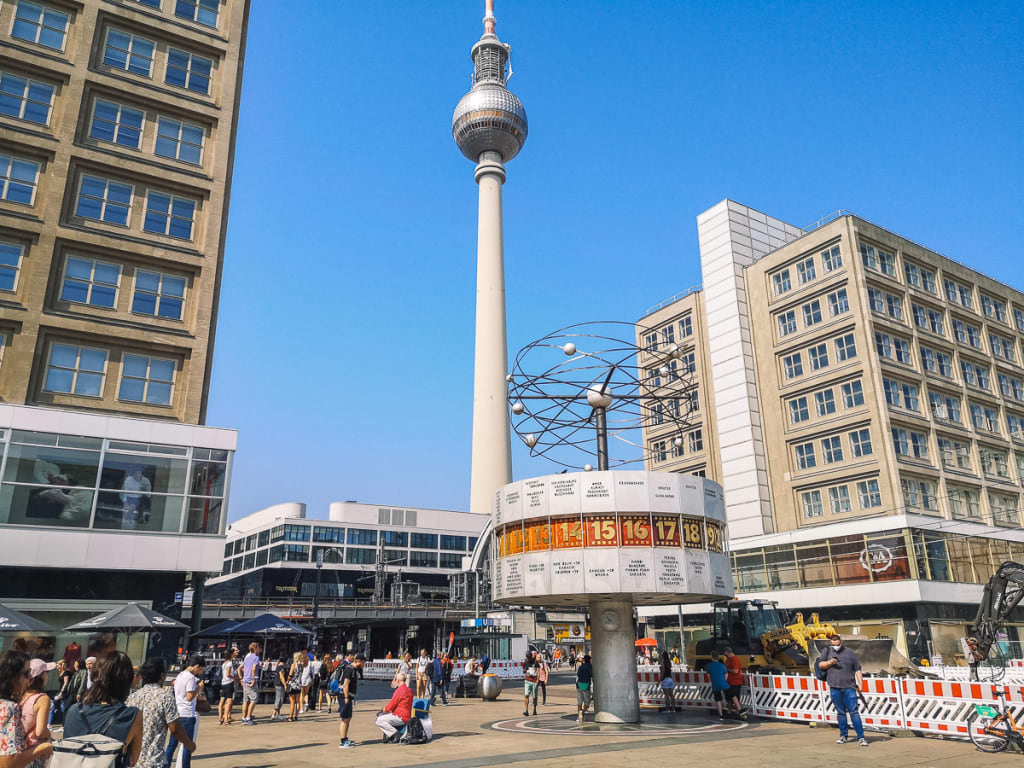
top-left (196, 691), bottom-right (211, 713)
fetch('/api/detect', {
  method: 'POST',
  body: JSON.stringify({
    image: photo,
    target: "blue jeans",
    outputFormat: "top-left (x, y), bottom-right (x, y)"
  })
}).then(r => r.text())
top-left (166, 716), bottom-right (196, 768)
top-left (829, 687), bottom-right (864, 739)
top-left (429, 680), bottom-right (447, 705)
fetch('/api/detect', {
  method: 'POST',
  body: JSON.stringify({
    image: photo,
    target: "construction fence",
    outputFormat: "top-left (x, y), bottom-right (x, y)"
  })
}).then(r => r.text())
top-left (637, 667), bottom-right (1024, 739)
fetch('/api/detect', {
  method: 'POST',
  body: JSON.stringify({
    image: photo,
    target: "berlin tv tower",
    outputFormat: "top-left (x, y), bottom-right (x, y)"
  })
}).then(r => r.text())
top-left (452, 0), bottom-right (528, 517)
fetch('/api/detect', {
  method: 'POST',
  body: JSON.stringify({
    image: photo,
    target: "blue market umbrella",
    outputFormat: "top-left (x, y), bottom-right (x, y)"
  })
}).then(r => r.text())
top-left (192, 619), bottom-right (241, 638)
top-left (0, 604), bottom-right (55, 633)
top-left (226, 614), bottom-right (312, 636)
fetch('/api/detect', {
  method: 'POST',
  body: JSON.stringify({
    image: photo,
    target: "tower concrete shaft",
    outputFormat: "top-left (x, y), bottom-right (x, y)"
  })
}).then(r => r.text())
top-left (469, 151), bottom-right (512, 518)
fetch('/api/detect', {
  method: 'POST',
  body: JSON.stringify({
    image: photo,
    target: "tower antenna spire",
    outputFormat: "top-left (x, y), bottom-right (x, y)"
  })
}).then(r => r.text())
top-left (483, 0), bottom-right (496, 37)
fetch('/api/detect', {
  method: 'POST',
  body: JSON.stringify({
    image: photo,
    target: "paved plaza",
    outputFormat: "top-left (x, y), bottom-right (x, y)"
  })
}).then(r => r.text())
top-left (184, 674), bottom-right (1015, 768)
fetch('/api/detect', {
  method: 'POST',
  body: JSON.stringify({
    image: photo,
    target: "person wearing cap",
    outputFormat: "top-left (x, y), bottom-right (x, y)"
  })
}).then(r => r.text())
top-left (19, 659), bottom-right (54, 768)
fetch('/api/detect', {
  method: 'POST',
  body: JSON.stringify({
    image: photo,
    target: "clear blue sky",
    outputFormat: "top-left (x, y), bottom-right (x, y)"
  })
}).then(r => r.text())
top-left (209, 0), bottom-right (1023, 522)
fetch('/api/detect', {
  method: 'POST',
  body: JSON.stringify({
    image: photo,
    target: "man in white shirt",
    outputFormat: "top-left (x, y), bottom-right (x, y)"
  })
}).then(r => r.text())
top-left (120, 466), bottom-right (152, 529)
top-left (167, 655), bottom-right (205, 768)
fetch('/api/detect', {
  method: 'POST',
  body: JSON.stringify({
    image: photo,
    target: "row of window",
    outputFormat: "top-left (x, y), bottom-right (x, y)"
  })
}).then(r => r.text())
top-left (860, 239), bottom-right (1024, 333)
top-left (884, 375), bottom-right (1024, 437)
top-left (788, 379), bottom-right (865, 424)
top-left (90, 99), bottom-right (205, 165)
top-left (771, 244), bottom-right (843, 297)
top-left (793, 428), bottom-right (873, 470)
top-left (776, 287), bottom-right (849, 339)
top-left (650, 429), bottom-right (704, 463)
top-left (899, 477), bottom-right (1021, 526)
top-left (230, 526), bottom-right (477, 552)
top-left (14, 0), bottom-right (221, 58)
top-left (223, 547), bottom-right (466, 575)
top-left (44, 342), bottom-right (175, 405)
top-left (800, 478), bottom-right (881, 517)
top-left (781, 333), bottom-right (858, 381)
top-left (890, 423), bottom-right (1024, 482)
top-left (76, 174), bottom-right (197, 239)
top-left (643, 314), bottom-right (694, 354)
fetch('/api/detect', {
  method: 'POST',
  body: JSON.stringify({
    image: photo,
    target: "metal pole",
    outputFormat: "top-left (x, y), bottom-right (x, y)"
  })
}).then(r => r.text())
top-left (311, 550), bottom-right (323, 653)
top-left (188, 573), bottom-right (206, 652)
top-left (677, 604), bottom-right (686, 666)
top-left (595, 408), bottom-right (609, 470)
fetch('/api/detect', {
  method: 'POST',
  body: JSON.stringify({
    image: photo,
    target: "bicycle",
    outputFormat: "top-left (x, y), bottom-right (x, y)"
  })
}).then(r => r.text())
top-left (968, 690), bottom-right (1024, 753)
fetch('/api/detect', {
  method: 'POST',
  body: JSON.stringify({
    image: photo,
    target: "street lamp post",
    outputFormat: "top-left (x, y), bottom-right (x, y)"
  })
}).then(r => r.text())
top-left (310, 549), bottom-right (324, 654)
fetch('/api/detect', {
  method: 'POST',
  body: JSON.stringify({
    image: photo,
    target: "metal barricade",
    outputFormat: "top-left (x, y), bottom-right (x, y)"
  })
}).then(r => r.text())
top-left (820, 677), bottom-right (905, 730)
top-left (748, 673), bottom-right (826, 723)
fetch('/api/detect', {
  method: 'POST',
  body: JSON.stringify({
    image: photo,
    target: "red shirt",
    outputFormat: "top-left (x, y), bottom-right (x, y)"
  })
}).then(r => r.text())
top-left (384, 684), bottom-right (414, 722)
top-left (725, 655), bottom-right (743, 686)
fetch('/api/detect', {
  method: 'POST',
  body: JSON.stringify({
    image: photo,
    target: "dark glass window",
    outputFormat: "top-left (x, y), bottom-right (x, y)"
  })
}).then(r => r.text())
top-left (410, 533), bottom-right (437, 549)
top-left (410, 551), bottom-right (437, 568)
top-left (345, 547), bottom-right (375, 565)
top-left (381, 530), bottom-right (407, 547)
top-left (439, 552), bottom-right (463, 569)
top-left (440, 535), bottom-right (467, 551)
top-left (347, 528), bottom-right (376, 546)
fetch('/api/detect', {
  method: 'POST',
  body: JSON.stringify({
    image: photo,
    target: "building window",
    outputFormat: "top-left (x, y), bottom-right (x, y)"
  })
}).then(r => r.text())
top-left (643, 331), bottom-right (658, 353)
top-left (860, 244), bottom-right (877, 271)
top-left (901, 381), bottom-right (919, 411)
top-left (0, 154), bottom-right (38, 206)
top-left (808, 343), bottom-right (829, 371)
top-left (60, 256), bottom-right (120, 308)
top-left (0, 71), bottom-right (54, 124)
top-left (439, 552), bottom-right (463, 568)
top-left (118, 354), bottom-right (174, 405)
top-left (410, 550), bottom-right (437, 568)
top-left (990, 492), bottom-right (1020, 527)
top-left (679, 315), bottom-right (692, 337)
top-left (688, 429), bottom-right (703, 452)
top-left (680, 351), bottom-right (695, 373)
top-left (282, 524), bottom-right (310, 542)
top-left (175, 0), bottom-right (218, 26)
top-left (1015, 309), bottom-right (1024, 333)
top-left (132, 270), bottom-right (186, 320)
top-left (834, 333), bottom-right (856, 361)
top-left (661, 325), bottom-right (675, 345)
top-left (814, 389), bottom-right (835, 417)
top-left (440, 535), bottom-right (467, 551)
top-left (875, 333), bottom-right (910, 364)
top-left (883, 378), bottom-right (901, 407)
top-left (103, 29), bottom-right (156, 76)
top-left (849, 428), bottom-right (872, 457)
top-left (783, 353), bottom-right (803, 380)
top-left (773, 269), bottom-right (791, 296)
top-left (135, 0), bottom-right (161, 7)
top-left (929, 392), bottom-right (961, 422)
top-left (346, 548), bottom-right (375, 565)
top-left (44, 343), bottom-right (107, 396)
top-left (0, 241), bottom-right (22, 291)
top-left (892, 427), bottom-right (909, 456)
top-left (829, 486), bottom-right (851, 515)
top-left (961, 361), bottom-right (990, 390)
top-left (777, 310), bottom-right (796, 337)
top-left (821, 435), bottom-right (843, 463)
top-left (312, 526), bottom-right (344, 544)
top-left (902, 478), bottom-right (938, 512)
top-left (12, 1), bottom-right (68, 50)
top-left (938, 438), bottom-right (971, 470)
top-left (821, 245), bottom-right (841, 272)
top-left (910, 430), bottom-right (929, 459)
top-left (801, 490), bottom-right (823, 518)
top-left (76, 176), bottom-right (132, 226)
top-left (949, 487), bottom-right (980, 519)
top-left (945, 279), bottom-right (974, 309)
top-left (927, 309), bottom-right (944, 335)
top-left (827, 288), bottom-right (849, 317)
top-left (795, 442), bottom-right (816, 469)
top-left (921, 267), bottom-right (936, 293)
top-left (904, 262), bottom-right (921, 289)
top-left (651, 439), bottom-right (666, 463)
top-left (166, 48), bottom-right (212, 94)
top-left (879, 250), bottom-right (896, 276)
top-left (381, 530), bottom-right (408, 547)
top-left (841, 380), bottom-right (864, 408)
top-left (868, 287), bottom-right (884, 313)
top-left (885, 292), bottom-right (903, 320)
top-left (803, 300), bottom-right (822, 327)
top-left (789, 396), bottom-right (809, 424)
top-left (796, 257), bottom-right (815, 285)
top-left (990, 333), bottom-right (1016, 363)
top-left (89, 100), bottom-right (144, 149)
top-left (856, 479), bottom-right (881, 508)
top-left (143, 192), bottom-right (195, 239)
top-left (981, 449), bottom-right (1010, 479)
top-left (155, 117), bottom-right (204, 165)
top-left (936, 351), bottom-right (953, 378)
top-left (410, 532), bottom-right (437, 549)
top-left (982, 295), bottom-right (1007, 323)
top-left (347, 528), bottom-right (376, 546)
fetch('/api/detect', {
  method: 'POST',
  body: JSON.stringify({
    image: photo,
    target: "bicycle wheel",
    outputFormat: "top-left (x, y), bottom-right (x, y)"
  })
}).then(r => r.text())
top-left (967, 711), bottom-right (1012, 753)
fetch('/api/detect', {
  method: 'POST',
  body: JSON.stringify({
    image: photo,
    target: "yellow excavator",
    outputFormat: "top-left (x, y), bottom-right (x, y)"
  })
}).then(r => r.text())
top-left (691, 599), bottom-right (904, 674)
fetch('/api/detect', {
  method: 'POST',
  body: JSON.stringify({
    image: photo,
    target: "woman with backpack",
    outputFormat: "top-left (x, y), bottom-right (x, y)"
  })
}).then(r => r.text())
top-left (0, 650), bottom-right (53, 768)
top-left (317, 654), bottom-right (334, 713)
top-left (63, 651), bottom-right (143, 768)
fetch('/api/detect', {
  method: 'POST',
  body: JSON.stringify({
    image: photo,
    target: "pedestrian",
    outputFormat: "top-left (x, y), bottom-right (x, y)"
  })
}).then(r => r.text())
top-left (415, 650), bottom-right (430, 699)
top-left (71, 656), bottom-right (95, 703)
top-left (50, 660), bottom-right (71, 727)
top-left (336, 654), bottom-right (364, 749)
top-left (464, 656), bottom-right (477, 677)
top-left (297, 653), bottom-right (312, 714)
top-left (126, 658), bottom-right (196, 768)
top-left (286, 652), bottom-right (304, 721)
top-left (552, 648), bottom-right (561, 670)
top-left (317, 654), bottom-right (334, 712)
top-left (393, 653), bottom-right (411, 689)
top-left (239, 642), bottom-right (261, 726)
top-left (440, 653), bottom-right (453, 696)
top-left (479, 652), bottom-right (491, 675)
top-left (0, 650), bottom-right (53, 768)
top-left (818, 636), bottom-right (868, 747)
top-left (218, 647), bottom-right (238, 726)
top-left (19, 659), bottom-right (54, 768)
top-left (706, 651), bottom-right (728, 719)
top-left (522, 651), bottom-right (540, 716)
top-left (658, 650), bottom-right (677, 713)
top-left (375, 672), bottom-right (413, 743)
top-left (428, 654), bottom-right (447, 707)
top-left (64, 651), bottom-right (142, 768)
top-left (575, 654), bottom-right (593, 724)
top-left (537, 654), bottom-right (549, 706)
top-left (308, 653), bottom-right (323, 712)
top-left (164, 654), bottom-right (204, 768)
top-left (271, 657), bottom-right (288, 721)
top-left (568, 651), bottom-right (576, 670)
top-left (722, 647), bottom-right (746, 716)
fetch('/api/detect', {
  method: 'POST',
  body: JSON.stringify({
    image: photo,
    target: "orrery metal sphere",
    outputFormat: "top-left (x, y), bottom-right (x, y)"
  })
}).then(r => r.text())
top-left (452, 4), bottom-right (528, 163)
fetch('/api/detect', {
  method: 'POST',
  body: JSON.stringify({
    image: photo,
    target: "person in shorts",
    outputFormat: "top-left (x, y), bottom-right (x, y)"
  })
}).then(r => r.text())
top-left (218, 647), bottom-right (239, 725)
top-left (705, 651), bottom-right (728, 718)
top-left (240, 643), bottom-right (260, 725)
top-left (723, 647), bottom-right (745, 716)
top-left (522, 651), bottom-right (539, 716)
top-left (337, 654), bottom-right (364, 749)
top-left (575, 654), bottom-right (593, 723)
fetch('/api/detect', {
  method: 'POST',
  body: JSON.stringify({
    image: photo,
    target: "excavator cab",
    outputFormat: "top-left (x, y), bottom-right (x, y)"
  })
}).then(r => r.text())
top-left (693, 599), bottom-right (787, 668)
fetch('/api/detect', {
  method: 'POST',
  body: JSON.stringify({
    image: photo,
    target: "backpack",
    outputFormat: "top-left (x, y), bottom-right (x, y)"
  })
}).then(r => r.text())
top-left (328, 666), bottom-right (345, 696)
top-left (52, 708), bottom-right (127, 768)
top-left (813, 657), bottom-right (828, 681)
top-left (401, 716), bottom-right (431, 744)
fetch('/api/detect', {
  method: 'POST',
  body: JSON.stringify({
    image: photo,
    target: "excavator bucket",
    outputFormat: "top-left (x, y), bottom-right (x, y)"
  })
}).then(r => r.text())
top-left (809, 638), bottom-right (901, 675)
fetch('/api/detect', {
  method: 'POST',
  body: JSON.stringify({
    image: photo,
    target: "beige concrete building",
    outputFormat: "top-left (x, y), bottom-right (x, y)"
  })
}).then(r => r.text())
top-left (639, 201), bottom-right (1024, 660)
top-left (0, 0), bottom-right (249, 423)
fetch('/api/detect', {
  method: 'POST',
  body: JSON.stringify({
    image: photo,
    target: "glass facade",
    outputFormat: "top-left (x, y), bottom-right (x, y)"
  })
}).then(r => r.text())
top-left (0, 430), bottom-right (230, 534)
top-left (733, 527), bottom-right (1024, 593)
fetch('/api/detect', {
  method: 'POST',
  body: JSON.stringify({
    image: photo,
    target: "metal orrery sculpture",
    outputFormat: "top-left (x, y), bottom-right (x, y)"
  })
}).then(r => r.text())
top-left (452, 0), bottom-right (528, 521)
top-left (507, 321), bottom-right (697, 470)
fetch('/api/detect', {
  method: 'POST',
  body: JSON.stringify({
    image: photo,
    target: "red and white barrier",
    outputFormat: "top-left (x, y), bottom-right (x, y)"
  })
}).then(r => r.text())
top-left (820, 676), bottom-right (905, 729)
top-left (749, 673), bottom-right (825, 723)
